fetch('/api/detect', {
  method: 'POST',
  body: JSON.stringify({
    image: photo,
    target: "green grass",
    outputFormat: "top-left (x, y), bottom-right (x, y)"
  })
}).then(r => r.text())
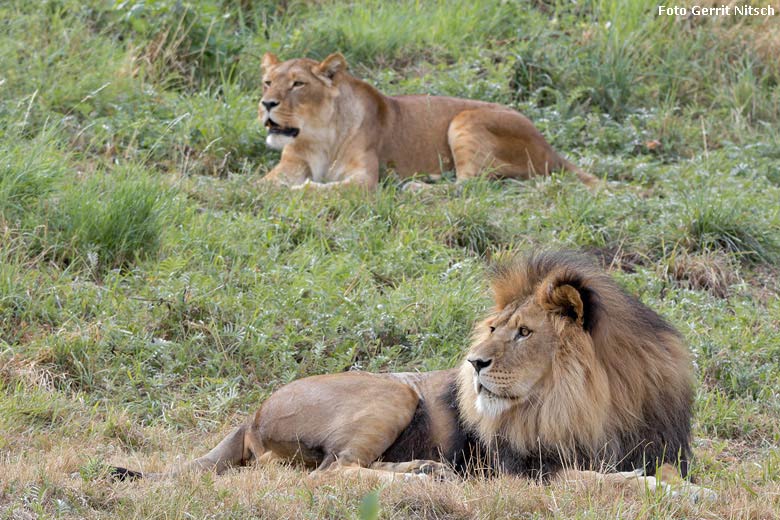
top-left (271, 0), bottom-right (521, 65)
top-left (0, 129), bottom-right (66, 224)
top-left (42, 165), bottom-right (172, 274)
top-left (1, 0), bottom-right (780, 518)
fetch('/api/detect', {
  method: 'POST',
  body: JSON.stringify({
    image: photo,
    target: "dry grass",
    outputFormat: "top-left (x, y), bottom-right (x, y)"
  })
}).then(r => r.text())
top-left (663, 250), bottom-right (740, 298)
top-left (689, 0), bottom-right (780, 67)
top-left (1, 431), bottom-right (780, 519)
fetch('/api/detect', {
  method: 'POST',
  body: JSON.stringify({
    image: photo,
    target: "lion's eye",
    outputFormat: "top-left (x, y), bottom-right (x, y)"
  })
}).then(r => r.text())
top-left (292, 81), bottom-right (305, 88)
top-left (489, 326), bottom-right (496, 334)
top-left (516, 326), bottom-right (531, 339)
top-left (263, 80), bottom-right (271, 87)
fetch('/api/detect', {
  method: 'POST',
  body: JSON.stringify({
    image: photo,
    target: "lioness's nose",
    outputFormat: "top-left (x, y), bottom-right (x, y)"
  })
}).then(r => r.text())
top-left (261, 100), bottom-right (279, 112)
top-left (468, 357), bottom-right (492, 374)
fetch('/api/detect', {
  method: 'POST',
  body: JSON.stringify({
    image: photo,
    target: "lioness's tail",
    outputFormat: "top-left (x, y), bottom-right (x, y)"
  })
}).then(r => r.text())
top-left (560, 158), bottom-right (601, 188)
top-left (109, 423), bottom-right (254, 481)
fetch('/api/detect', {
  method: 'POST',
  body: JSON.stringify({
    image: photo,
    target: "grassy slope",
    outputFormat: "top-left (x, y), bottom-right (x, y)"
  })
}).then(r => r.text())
top-left (1, 0), bottom-right (779, 518)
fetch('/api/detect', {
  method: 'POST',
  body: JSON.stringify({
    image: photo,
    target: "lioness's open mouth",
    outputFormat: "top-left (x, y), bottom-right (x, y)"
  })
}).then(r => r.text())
top-left (265, 119), bottom-right (300, 138)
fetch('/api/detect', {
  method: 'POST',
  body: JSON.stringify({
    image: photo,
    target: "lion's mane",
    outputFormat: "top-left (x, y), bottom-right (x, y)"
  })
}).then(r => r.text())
top-left (456, 251), bottom-right (694, 478)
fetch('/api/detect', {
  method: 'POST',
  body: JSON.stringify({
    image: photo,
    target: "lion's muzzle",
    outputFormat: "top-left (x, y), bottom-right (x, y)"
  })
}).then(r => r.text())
top-left (468, 357), bottom-right (492, 374)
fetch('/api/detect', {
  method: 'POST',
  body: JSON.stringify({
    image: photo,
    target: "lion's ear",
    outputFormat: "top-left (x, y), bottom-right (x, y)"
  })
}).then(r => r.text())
top-left (539, 282), bottom-right (584, 326)
top-left (262, 52), bottom-right (279, 71)
top-left (314, 53), bottom-right (347, 84)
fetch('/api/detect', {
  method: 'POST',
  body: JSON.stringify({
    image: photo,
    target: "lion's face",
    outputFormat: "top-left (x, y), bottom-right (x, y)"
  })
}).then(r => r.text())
top-left (463, 299), bottom-right (564, 417)
top-left (458, 262), bottom-right (602, 427)
top-left (456, 252), bottom-right (693, 467)
top-left (259, 53), bottom-right (346, 150)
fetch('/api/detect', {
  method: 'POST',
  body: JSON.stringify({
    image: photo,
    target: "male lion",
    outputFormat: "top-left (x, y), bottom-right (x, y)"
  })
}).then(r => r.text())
top-left (258, 53), bottom-right (598, 189)
top-left (112, 251), bottom-right (710, 499)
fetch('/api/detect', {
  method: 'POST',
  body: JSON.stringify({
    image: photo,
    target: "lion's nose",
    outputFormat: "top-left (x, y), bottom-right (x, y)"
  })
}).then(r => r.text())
top-left (261, 100), bottom-right (279, 112)
top-left (468, 357), bottom-right (492, 374)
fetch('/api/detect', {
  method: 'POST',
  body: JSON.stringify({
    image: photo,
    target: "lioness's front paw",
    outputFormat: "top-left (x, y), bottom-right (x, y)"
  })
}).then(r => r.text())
top-left (290, 179), bottom-right (312, 191)
top-left (401, 180), bottom-right (430, 193)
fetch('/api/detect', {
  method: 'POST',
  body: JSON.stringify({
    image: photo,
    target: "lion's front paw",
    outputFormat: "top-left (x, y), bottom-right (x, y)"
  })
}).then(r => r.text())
top-left (408, 460), bottom-right (459, 481)
top-left (679, 482), bottom-right (718, 504)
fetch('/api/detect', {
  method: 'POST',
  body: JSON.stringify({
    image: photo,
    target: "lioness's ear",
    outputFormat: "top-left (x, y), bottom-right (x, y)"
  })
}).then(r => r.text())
top-left (539, 282), bottom-right (584, 326)
top-left (314, 53), bottom-right (347, 84)
top-left (262, 52), bottom-right (279, 71)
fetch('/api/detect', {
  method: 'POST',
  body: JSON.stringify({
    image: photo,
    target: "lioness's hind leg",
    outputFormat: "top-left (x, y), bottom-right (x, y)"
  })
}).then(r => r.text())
top-left (447, 111), bottom-right (507, 180)
top-left (448, 108), bottom-right (595, 186)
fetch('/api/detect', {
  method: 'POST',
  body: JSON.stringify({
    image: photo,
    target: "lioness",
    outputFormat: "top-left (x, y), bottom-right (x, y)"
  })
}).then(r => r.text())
top-left (112, 251), bottom-right (711, 500)
top-left (258, 53), bottom-right (597, 189)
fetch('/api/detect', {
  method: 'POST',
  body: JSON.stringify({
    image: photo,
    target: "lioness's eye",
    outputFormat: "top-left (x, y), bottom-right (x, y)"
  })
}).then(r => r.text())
top-left (516, 326), bottom-right (531, 339)
top-left (292, 81), bottom-right (305, 88)
top-left (263, 80), bottom-right (271, 87)
top-left (489, 326), bottom-right (496, 334)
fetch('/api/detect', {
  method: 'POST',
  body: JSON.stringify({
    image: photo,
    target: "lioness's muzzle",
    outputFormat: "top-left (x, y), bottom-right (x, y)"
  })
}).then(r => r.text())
top-left (265, 119), bottom-right (300, 138)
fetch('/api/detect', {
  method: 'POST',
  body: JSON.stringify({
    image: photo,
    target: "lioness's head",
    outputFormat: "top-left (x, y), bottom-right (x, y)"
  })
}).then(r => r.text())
top-left (457, 251), bottom-right (693, 456)
top-left (259, 52), bottom-right (347, 149)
